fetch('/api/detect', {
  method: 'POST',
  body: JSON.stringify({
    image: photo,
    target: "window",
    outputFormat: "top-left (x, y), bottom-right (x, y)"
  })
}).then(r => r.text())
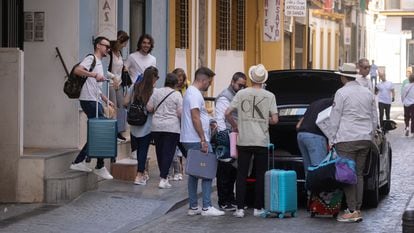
top-left (216, 0), bottom-right (245, 51)
top-left (385, 0), bottom-right (400, 10)
top-left (175, 0), bottom-right (189, 49)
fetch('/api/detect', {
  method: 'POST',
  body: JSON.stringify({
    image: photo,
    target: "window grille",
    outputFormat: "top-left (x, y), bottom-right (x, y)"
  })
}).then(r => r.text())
top-left (216, 0), bottom-right (245, 51)
top-left (175, 0), bottom-right (189, 49)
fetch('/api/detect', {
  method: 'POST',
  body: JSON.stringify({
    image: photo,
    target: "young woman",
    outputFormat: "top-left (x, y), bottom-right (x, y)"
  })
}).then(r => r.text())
top-left (108, 30), bottom-right (130, 141)
top-left (124, 66), bottom-right (159, 185)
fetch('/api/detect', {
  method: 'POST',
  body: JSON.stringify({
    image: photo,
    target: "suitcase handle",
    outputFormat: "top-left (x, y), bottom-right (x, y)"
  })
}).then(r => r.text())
top-left (268, 143), bottom-right (275, 170)
top-left (95, 79), bottom-right (110, 118)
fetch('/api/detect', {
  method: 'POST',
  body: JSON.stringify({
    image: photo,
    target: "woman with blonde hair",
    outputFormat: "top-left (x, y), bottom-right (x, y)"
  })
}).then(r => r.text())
top-left (124, 66), bottom-right (159, 185)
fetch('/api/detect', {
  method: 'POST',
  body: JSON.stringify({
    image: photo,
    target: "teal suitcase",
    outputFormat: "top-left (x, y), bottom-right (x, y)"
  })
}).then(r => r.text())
top-left (264, 144), bottom-right (297, 218)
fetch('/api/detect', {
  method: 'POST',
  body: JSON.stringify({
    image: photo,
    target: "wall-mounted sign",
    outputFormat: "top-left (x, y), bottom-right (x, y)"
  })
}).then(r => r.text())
top-left (264, 0), bottom-right (281, 42)
top-left (24, 11), bottom-right (45, 42)
top-left (98, 0), bottom-right (117, 40)
top-left (285, 0), bottom-right (306, 17)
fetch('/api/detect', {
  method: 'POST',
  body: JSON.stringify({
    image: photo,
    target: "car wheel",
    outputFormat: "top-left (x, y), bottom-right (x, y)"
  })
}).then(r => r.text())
top-left (365, 164), bottom-right (379, 208)
top-left (379, 147), bottom-right (392, 195)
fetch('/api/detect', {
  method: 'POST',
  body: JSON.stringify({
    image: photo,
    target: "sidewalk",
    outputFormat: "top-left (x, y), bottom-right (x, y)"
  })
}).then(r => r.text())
top-left (0, 148), bottom-right (195, 233)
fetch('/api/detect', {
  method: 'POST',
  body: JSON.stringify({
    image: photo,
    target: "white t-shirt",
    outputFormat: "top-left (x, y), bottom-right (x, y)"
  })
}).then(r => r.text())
top-left (376, 81), bottom-right (394, 104)
top-left (149, 87), bottom-right (182, 134)
top-left (125, 51), bottom-right (156, 83)
top-left (110, 52), bottom-right (124, 77)
top-left (79, 55), bottom-right (103, 102)
top-left (180, 86), bottom-right (210, 143)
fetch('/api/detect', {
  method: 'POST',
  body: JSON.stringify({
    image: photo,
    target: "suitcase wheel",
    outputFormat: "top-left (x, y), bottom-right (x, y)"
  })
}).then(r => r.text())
top-left (278, 213), bottom-right (284, 219)
top-left (110, 158), bottom-right (116, 163)
top-left (85, 157), bottom-right (91, 163)
top-left (333, 213), bottom-right (339, 218)
top-left (291, 211), bottom-right (297, 217)
top-left (310, 212), bottom-right (316, 218)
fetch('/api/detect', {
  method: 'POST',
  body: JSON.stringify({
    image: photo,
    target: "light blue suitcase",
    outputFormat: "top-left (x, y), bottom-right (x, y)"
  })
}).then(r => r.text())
top-left (264, 143), bottom-right (297, 218)
top-left (87, 81), bottom-right (117, 161)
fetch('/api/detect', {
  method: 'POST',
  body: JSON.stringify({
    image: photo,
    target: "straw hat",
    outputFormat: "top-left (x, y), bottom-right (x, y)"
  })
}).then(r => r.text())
top-left (335, 63), bottom-right (358, 79)
top-left (248, 64), bottom-right (268, 84)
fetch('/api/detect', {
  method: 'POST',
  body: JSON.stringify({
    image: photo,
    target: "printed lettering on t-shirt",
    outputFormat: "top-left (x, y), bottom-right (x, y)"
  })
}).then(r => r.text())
top-left (241, 96), bottom-right (267, 119)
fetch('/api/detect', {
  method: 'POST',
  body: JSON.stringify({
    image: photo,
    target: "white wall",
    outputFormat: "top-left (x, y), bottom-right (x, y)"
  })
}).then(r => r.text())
top-left (24, 0), bottom-right (80, 148)
top-left (213, 50), bottom-right (244, 97)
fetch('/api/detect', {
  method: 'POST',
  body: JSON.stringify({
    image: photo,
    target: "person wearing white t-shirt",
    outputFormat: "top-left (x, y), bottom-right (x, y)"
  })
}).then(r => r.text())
top-left (69, 36), bottom-right (114, 180)
top-left (375, 71), bottom-right (395, 127)
top-left (125, 34), bottom-right (156, 83)
top-left (181, 67), bottom-right (225, 217)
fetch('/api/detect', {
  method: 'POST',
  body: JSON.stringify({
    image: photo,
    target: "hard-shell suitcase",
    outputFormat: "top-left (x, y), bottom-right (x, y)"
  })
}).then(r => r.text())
top-left (264, 143), bottom-right (297, 218)
top-left (87, 81), bottom-right (117, 160)
top-left (308, 189), bottom-right (343, 218)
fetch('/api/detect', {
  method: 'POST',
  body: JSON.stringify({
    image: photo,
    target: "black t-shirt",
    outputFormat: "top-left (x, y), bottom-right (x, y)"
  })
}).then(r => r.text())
top-left (298, 98), bottom-right (333, 136)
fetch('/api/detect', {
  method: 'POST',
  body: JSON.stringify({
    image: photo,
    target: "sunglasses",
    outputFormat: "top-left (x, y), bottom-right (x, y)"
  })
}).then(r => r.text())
top-left (238, 84), bottom-right (246, 89)
top-left (99, 43), bottom-right (111, 49)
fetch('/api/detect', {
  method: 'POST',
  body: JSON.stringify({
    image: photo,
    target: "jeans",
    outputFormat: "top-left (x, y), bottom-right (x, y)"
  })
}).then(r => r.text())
top-left (152, 132), bottom-right (180, 179)
top-left (335, 140), bottom-right (371, 211)
top-left (236, 146), bottom-right (267, 210)
top-left (297, 132), bottom-right (328, 177)
top-left (74, 100), bottom-right (105, 169)
top-left (182, 142), bottom-right (213, 209)
top-left (131, 133), bottom-right (152, 173)
top-left (378, 102), bottom-right (391, 127)
top-left (404, 104), bottom-right (414, 132)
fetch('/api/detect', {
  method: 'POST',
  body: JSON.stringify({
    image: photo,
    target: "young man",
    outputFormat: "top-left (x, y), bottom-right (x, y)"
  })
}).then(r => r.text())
top-left (214, 72), bottom-right (247, 211)
top-left (330, 63), bottom-right (377, 223)
top-left (225, 64), bottom-right (279, 218)
top-left (370, 60), bottom-right (378, 86)
top-left (125, 34), bottom-right (156, 83)
top-left (181, 67), bottom-right (225, 217)
top-left (375, 70), bottom-right (395, 127)
top-left (69, 36), bottom-right (115, 180)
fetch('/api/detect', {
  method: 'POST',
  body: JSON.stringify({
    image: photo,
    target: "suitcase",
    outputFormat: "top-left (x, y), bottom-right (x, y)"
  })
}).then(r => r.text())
top-left (264, 143), bottom-right (298, 218)
top-left (308, 189), bottom-right (343, 218)
top-left (87, 80), bottom-right (117, 161)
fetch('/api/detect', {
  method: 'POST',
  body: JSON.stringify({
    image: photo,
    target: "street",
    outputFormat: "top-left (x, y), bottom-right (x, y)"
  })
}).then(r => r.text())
top-left (131, 106), bottom-right (414, 233)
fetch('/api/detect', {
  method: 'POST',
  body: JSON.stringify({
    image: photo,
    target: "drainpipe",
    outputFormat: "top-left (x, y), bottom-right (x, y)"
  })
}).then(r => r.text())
top-left (255, 0), bottom-right (260, 64)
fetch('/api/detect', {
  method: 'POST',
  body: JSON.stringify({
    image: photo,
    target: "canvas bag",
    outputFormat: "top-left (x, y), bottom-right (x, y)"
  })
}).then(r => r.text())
top-left (185, 149), bottom-right (218, 179)
top-left (63, 54), bottom-right (96, 99)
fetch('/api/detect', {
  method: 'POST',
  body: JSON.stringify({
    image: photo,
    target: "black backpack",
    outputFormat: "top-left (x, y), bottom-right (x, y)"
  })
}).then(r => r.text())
top-left (127, 97), bottom-right (148, 126)
top-left (63, 54), bottom-right (96, 99)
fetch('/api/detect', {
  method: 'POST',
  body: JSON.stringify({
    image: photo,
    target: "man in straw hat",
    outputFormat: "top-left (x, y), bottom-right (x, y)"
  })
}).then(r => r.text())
top-left (330, 63), bottom-right (378, 223)
top-left (225, 64), bottom-right (279, 218)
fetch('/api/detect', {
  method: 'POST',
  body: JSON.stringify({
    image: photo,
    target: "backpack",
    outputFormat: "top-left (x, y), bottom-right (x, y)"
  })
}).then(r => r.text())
top-left (63, 54), bottom-right (96, 99)
top-left (127, 97), bottom-right (148, 126)
top-left (211, 129), bottom-right (232, 161)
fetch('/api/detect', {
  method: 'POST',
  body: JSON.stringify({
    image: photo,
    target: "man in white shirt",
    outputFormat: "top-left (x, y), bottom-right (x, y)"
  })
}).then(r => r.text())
top-left (181, 67), bottom-right (225, 217)
top-left (214, 72), bottom-right (246, 211)
top-left (375, 70), bottom-right (395, 127)
top-left (125, 34), bottom-right (156, 83)
top-left (69, 36), bottom-right (114, 180)
top-left (330, 63), bottom-right (377, 223)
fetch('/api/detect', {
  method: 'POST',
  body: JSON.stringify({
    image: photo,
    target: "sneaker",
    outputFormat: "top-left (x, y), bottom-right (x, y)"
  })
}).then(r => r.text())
top-left (233, 209), bottom-right (245, 218)
top-left (143, 171), bottom-right (150, 181)
top-left (70, 162), bottom-right (92, 172)
top-left (94, 167), bottom-right (113, 180)
top-left (201, 206), bottom-right (225, 216)
top-left (159, 178), bottom-right (172, 189)
top-left (117, 133), bottom-right (126, 141)
top-left (405, 127), bottom-right (409, 136)
top-left (253, 208), bottom-right (266, 217)
top-left (130, 150), bottom-right (137, 159)
top-left (337, 209), bottom-right (363, 222)
top-left (219, 204), bottom-right (236, 211)
top-left (187, 206), bottom-right (202, 216)
top-left (173, 173), bottom-right (183, 181)
top-left (134, 175), bottom-right (147, 185)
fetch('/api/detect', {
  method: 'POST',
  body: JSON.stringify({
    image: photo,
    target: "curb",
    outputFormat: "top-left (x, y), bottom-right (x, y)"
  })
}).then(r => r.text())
top-left (403, 193), bottom-right (414, 233)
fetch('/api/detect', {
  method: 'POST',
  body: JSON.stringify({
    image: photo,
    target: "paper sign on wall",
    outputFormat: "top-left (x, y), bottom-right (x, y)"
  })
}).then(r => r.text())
top-left (98, 0), bottom-right (117, 40)
top-left (264, 0), bottom-right (281, 42)
top-left (285, 0), bottom-right (306, 17)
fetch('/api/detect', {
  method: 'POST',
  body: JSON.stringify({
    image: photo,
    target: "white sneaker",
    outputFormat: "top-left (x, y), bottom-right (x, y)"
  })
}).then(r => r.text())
top-left (253, 208), bottom-right (266, 217)
top-left (130, 150), bottom-right (137, 159)
top-left (159, 178), bottom-right (172, 189)
top-left (201, 206), bottom-right (225, 216)
top-left (233, 209), bottom-right (245, 218)
top-left (187, 206), bottom-right (202, 216)
top-left (144, 171), bottom-right (150, 181)
top-left (134, 175), bottom-right (147, 185)
top-left (93, 167), bottom-right (113, 180)
top-left (173, 174), bottom-right (183, 181)
top-left (70, 162), bottom-right (92, 172)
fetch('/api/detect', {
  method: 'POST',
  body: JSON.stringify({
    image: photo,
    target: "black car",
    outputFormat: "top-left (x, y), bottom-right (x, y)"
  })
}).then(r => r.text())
top-left (265, 69), bottom-right (396, 208)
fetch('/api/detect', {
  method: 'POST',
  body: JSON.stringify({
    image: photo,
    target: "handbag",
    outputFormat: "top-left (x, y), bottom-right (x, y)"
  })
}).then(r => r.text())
top-left (229, 132), bottom-right (238, 158)
top-left (306, 148), bottom-right (357, 192)
top-left (185, 149), bottom-right (218, 179)
top-left (121, 68), bottom-right (132, 87)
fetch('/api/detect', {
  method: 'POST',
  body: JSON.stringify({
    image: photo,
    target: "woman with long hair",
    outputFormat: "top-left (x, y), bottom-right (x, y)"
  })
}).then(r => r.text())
top-left (173, 68), bottom-right (189, 95)
top-left (124, 66), bottom-right (159, 185)
top-left (108, 30), bottom-right (130, 141)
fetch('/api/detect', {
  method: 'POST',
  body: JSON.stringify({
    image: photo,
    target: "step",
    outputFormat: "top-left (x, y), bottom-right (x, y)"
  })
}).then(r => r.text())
top-left (45, 170), bottom-right (97, 203)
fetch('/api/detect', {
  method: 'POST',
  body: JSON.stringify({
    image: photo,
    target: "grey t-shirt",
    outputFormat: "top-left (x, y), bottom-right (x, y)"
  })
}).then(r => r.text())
top-left (230, 87), bottom-right (278, 147)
